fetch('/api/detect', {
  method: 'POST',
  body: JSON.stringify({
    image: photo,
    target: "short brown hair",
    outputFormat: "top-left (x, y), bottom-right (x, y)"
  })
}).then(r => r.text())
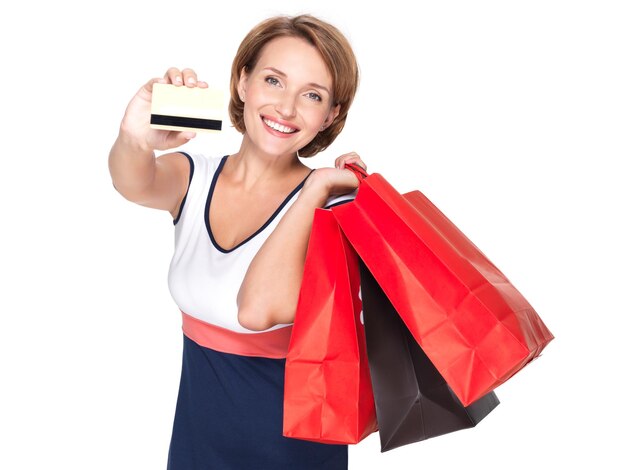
top-left (229, 14), bottom-right (359, 158)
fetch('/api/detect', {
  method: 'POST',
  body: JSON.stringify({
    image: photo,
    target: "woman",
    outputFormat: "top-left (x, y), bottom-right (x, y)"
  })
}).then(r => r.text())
top-left (109, 14), bottom-right (364, 469)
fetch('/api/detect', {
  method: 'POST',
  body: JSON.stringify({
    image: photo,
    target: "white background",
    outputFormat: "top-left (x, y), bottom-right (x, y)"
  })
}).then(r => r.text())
top-left (1, 1), bottom-right (624, 468)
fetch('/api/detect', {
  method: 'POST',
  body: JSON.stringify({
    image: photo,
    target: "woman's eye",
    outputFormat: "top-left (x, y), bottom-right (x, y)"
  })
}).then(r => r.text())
top-left (265, 77), bottom-right (280, 86)
top-left (306, 92), bottom-right (322, 102)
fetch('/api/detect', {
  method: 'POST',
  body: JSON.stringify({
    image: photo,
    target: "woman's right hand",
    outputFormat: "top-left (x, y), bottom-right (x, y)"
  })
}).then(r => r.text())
top-left (119, 67), bottom-right (208, 152)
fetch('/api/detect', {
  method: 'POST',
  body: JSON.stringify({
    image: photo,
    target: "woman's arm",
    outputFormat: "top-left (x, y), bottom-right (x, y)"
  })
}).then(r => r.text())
top-left (108, 68), bottom-right (204, 216)
top-left (236, 154), bottom-right (366, 331)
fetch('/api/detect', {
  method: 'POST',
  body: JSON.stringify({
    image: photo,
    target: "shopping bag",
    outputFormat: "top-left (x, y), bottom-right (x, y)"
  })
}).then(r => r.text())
top-left (332, 172), bottom-right (554, 406)
top-left (283, 209), bottom-right (378, 444)
top-left (360, 262), bottom-right (499, 451)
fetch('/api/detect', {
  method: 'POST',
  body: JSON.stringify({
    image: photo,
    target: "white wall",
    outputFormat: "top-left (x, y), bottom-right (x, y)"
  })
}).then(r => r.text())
top-left (1, 0), bottom-right (624, 468)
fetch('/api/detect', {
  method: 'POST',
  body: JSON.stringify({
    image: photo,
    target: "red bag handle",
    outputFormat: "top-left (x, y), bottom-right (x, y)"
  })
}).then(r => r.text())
top-left (345, 163), bottom-right (369, 183)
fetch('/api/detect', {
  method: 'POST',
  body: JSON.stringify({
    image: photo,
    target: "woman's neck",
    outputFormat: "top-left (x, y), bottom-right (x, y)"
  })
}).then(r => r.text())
top-left (226, 137), bottom-right (307, 189)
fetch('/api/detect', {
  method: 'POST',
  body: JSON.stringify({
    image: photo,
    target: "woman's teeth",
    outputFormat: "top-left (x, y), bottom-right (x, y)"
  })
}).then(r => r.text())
top-left (263, 118), bottom-right (297, 134)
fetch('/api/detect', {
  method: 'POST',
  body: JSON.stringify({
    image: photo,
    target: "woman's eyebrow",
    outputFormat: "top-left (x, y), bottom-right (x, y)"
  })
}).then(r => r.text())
top-left (263, 67), bottom-right (330, 94)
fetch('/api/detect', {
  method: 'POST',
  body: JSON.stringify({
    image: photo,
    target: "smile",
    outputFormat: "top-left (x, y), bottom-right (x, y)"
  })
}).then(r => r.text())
top-left (262, 117), bottom-right (298, 134)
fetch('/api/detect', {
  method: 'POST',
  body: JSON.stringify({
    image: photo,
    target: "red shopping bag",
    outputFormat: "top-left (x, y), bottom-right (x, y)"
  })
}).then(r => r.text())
top-left (332, 172), bottom-right (554, 406)
top-left (283, 209), bottom-right (378, 444)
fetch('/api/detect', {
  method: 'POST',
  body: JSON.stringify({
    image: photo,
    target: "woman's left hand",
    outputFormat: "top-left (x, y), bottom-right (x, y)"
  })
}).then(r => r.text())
top-left (303, 152), bottom-right (368, 200)
top-left (334, 151), bottom-right (367, 173)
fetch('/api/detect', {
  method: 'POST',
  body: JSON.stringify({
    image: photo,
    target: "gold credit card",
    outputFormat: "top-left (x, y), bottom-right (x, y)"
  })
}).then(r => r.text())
top-left (150, 83), bottom-right (224, 133)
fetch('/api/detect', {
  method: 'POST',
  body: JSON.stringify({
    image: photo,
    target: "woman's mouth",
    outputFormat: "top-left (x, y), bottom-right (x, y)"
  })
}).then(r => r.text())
top-left (262, 116), bottom-right (299, 134)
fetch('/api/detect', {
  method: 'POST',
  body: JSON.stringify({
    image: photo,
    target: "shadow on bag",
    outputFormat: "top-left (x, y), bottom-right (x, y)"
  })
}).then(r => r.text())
top-left (360, 262), bottom-right (499, 452)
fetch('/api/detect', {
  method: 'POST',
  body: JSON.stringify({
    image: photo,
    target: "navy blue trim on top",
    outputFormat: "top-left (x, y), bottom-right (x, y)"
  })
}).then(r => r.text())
top-left (205, 155), bottom-right (313, 253)
top-left (173, 152), bottom-right (195, 225)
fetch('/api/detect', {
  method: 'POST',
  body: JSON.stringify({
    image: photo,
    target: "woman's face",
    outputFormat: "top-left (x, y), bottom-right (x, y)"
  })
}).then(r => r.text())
top-left (238, 36), bottom-right (340, 158)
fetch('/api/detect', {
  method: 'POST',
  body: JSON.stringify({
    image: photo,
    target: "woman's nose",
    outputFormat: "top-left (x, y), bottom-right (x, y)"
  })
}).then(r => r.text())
top-left (275, 93), bottom-right (297, 118)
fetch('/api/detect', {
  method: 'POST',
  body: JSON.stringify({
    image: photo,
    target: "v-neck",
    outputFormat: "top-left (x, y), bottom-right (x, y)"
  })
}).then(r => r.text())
top-left (204, 155), bottom-right (313, 253)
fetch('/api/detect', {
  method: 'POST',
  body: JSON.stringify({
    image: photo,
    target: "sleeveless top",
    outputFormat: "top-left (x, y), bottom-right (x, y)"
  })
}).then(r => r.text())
top-left (167, 153), bottom-right (354, 352)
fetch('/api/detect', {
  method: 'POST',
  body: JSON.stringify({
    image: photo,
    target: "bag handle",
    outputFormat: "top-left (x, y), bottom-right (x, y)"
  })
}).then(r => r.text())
top-left (345, 163), bottom-right (369, 183)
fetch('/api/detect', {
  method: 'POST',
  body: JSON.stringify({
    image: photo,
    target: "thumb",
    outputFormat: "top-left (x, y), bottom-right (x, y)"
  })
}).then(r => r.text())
top-left (166, 131), bottom-right (196, 148)
top-left (179, 131), bottom-right (197, 141)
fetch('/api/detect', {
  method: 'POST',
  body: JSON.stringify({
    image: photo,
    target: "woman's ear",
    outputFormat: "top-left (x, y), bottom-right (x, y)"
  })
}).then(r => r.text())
top-left (237, 68), bottom-right (248, 102)
top-left (322, 104), bottom-right (341, 130)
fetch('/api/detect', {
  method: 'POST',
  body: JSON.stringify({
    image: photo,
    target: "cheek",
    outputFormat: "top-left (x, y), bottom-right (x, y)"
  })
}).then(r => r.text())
top-left (247, 81), bottom-right (278, 103)
top-left (302, 106), bottom-right (330, 128)
top-left (242, 106), bottom-right (259, 131)
top-left (242, 87), bottom-right (266, 118)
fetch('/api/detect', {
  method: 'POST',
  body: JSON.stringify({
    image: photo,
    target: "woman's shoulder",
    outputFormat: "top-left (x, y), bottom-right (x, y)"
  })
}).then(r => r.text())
top-left (177, 152), bottom-right (225, 167)
top-left (172, 153), bottom-right (228, 225)
top-left (177, 152), bottom-right (227, 180)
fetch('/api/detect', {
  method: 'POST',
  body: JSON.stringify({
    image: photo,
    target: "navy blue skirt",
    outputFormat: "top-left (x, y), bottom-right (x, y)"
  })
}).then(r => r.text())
top-left (167, 335), bottom-right (348, 469)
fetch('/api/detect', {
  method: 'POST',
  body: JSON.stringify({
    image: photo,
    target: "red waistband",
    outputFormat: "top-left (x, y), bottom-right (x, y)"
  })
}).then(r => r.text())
top-left (181, 312), bottom-right (292, 359)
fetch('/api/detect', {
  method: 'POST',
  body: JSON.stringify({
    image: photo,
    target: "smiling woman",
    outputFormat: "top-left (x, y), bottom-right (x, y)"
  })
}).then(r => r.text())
top-left (236, 36), bottom-right (340, 160)
top-left (108, 13), bottom-right (363, 470)
top-left (229, 15), bottom-right (360, 157)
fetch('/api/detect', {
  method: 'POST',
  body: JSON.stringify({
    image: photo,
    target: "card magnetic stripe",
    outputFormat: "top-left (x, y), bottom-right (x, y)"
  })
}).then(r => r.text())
top-left (150, 114), bottom-right (222, 131)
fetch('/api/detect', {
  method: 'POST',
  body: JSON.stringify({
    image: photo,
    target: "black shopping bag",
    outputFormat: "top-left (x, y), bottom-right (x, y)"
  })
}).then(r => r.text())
top-left (360, 262), bottom-right (500, 452)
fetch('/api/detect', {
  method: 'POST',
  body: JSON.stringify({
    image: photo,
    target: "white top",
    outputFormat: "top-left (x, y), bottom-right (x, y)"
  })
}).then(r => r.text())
top-left (167, 153), bottom-right (354, 334)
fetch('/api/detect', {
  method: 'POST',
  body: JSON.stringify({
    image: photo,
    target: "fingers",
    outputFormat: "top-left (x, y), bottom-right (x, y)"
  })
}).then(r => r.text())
top-left (163, 67), bottom-right (208, 88)
top-left (181, 68), bottom-right (198, 87)
top-left (164, 67), bottom-right (183, 85)
top-left (334, 152), bottom-right (367, 171)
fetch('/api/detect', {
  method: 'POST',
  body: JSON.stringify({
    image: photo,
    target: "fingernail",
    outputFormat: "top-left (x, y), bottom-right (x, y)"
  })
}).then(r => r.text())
top-left (175, 76), bottom-right (182, 83)
top-left (188, 77), bottom-right (196, 84)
